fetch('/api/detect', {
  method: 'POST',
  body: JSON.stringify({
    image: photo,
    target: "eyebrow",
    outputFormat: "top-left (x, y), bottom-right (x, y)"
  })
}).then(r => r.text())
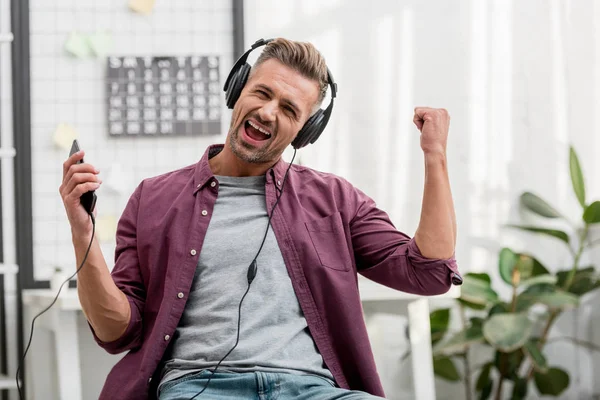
top-left (255, 83), bottom-right (301, 117)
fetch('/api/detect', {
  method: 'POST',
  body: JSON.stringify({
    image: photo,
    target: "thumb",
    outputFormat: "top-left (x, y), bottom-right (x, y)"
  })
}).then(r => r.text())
top-left (413, 115), bottom-right (424, 131)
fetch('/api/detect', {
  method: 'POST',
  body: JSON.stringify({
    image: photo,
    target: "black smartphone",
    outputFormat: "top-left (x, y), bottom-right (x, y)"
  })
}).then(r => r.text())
top-left (69, 139), bottom-right (97, 214)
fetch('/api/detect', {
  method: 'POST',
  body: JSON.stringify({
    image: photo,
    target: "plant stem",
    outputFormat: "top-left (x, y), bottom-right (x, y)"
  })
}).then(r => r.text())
top-left (510, 284), bottom-right (518, 312)
top-left (564, 224), bottom-right (589, 290)
top-left (495, 279), bottom-right (520, 400)
top-left (459, 305), bottom-right (473, 400)
top-left (494, 371), bottom-right (504, 400)
top-left (526, 311), bottom-right (559, 380)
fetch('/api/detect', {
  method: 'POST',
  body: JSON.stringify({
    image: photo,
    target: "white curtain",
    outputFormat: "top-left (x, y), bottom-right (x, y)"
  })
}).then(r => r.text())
top-left (245, 0), bottom-right (600, 398)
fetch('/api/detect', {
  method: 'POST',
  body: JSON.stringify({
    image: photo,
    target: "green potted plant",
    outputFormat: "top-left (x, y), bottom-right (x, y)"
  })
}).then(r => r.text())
top-left (429, 146), bottom-right (600, 399)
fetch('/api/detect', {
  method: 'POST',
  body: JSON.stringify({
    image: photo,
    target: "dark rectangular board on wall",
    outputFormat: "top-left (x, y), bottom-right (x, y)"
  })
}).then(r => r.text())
top-left (106, 56), bottom-right (221, 137)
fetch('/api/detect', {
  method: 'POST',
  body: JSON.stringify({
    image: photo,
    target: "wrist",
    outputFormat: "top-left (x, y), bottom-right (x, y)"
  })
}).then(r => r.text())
top-left (72, 229), bottom-right (94, 246)
top-left (424, 150), bottom-right (447, 165)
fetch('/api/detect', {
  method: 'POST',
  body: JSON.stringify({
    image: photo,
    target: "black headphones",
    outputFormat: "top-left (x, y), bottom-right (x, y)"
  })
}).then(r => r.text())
top-left (223, 38), bottom-right (338, 149)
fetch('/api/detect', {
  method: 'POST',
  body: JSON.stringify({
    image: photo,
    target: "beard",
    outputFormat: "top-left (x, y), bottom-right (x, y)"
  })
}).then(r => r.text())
top-left (228, 115), bottom-right (280, 164)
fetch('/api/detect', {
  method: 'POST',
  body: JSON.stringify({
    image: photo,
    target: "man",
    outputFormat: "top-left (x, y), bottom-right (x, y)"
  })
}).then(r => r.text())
top-left (60, 38), bottom-right (460, 399)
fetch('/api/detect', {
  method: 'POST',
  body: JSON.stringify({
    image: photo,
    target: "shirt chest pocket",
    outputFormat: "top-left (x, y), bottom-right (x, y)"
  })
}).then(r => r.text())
top-left (304, 212), bottom-right (353, 272)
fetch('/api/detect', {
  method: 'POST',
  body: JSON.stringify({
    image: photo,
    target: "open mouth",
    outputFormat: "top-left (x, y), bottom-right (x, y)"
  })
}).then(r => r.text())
top-left (243, 119), bottom-right (272, 143)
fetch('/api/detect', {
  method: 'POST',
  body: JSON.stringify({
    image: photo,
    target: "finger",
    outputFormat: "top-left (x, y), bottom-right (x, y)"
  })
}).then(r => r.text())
top-left (63, 162), bottom-right (99, 189)
top-left (66, 182), bottom-right (101, 205)
top-left (62, 150), bottom-right (85, 179)
top-left (63, 172), bottom-right (101, 198)
top-left (414, 107), bottom-right (433, 118)
top-left (413, 114), bottom-right (424, 131)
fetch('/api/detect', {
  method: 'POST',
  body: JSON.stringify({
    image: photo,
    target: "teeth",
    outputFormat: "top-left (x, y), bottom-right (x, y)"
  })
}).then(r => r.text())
top-left (248, 120), bottom-right (271, 136)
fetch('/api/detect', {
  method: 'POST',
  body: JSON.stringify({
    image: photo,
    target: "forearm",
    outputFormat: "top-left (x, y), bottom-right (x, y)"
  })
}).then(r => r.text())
top-left (73, 235), bottom-right (131, 342)
top-left (414, 152), bottom-right (457, 259)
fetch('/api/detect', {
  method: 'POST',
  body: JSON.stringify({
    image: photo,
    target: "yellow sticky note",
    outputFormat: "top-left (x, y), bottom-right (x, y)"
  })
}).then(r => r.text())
top-left (64, 31), bottom-right (91, 58)
top-left (53, 123), bottom-right (79, 150)
top-left (129, 0), bottom-right (156, 15)
top-left (96, 215), bottom-right (118, 242)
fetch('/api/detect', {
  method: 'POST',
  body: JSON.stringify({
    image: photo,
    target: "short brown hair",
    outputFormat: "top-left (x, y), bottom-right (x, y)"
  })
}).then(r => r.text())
top-left (253, 38), bottom-right (329, 107)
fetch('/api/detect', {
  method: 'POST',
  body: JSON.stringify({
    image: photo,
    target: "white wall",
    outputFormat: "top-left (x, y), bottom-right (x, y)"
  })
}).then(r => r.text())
top-left (28, 0), bottom-right (233, 282)
top-left (245, 0), bottom-right (600, 399)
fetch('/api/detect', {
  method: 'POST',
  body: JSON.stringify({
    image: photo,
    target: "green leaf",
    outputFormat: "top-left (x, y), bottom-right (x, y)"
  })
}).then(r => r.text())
top-left (506, 225), bottom-right (570, 244)
top-left (458, 298), bottom-right (487, 310)
top-left (467, 272), bottom-right (492, 284)
top-left (520, 192), bottom-right (563, 218)
top-left (519, 274), bottom-right (557, 290)
top-left (488, 302), bottom-right (509, 317)
top-left (522, 283), bottom-right (555, 295)
top-left (511, 378), bottom-right (528, 400)
top-left (433, 324), bottom-right (485, 357)
top-left (483, 313), bottom-right (533, 352)
top-left (523, 340), bottom-right (548, 373)
top-left (470, 317), bottom-right (485, 329)
top-left (556, 267), bottom-right (600, 295)
top-left (430, 308), bottom-right (450, 345)
top-left (570, 146), bottom-right (586, 208)
top-left (534, 367), bottom-right (570, 396)
top-left (515, 295), bottom-right (535, 312)
top-left (520, 290), bottom-right (579, 310)
top-left (459, 274), bottom-right (499, 307)
top-left (499, 248), bottom-right (518, 285)
top-left (514, 254), bottom-right (550, 280)
top-left (475, 362), bottom-right (493, 391)
top-left (583, 201), bottom-right (600, 223)
top-left (494, 349), bottom-right (525, 381)
top-left (515, 284), bottom-right (556, 312)
top-left (433, 357), bottom-right (461, 381)
top-left (480, 379), bottom-right (493, 400)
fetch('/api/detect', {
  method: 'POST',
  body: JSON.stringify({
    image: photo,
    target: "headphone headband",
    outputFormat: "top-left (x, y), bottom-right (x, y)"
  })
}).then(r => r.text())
top-left (223, 38), bottom-right (337, 149)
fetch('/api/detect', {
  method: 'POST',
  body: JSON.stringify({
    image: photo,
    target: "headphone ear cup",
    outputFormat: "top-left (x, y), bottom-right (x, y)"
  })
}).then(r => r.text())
top-left (292, 110), bottom-right (324, 149)
top-left (225, 63), bottom-right (251, 109)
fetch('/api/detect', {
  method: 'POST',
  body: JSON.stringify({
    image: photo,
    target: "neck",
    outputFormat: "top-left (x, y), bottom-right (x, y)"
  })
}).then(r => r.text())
top-left (209, 143), bottom-right (277, 177)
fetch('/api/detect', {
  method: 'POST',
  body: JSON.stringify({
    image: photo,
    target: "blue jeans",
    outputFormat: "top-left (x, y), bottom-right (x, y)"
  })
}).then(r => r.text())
top-left (158, 370), bottom-right (385, 400)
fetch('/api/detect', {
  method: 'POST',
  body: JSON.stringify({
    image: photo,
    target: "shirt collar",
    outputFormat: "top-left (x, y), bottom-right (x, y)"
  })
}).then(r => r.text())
top-left (193, 144), bottom-right (290, 194)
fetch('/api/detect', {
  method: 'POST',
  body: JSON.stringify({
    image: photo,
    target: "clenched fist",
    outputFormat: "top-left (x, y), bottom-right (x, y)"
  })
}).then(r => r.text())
top-left (413, 107), bottom-right (450, 156)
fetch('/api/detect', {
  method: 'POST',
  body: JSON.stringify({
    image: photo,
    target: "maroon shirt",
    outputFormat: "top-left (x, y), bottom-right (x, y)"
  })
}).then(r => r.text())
top-left (91, 144), bottom-right (461, 399)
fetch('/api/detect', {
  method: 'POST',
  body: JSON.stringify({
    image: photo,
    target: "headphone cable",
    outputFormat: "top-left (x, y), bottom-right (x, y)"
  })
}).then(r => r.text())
top-left (188, 149), bottom-right (296, 399)
top-left (16, 212), bottom-right (96, 400)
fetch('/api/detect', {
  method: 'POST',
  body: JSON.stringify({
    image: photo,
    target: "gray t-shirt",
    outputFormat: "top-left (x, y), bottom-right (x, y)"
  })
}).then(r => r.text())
top-left (159, 174), bottom-right (333, 390)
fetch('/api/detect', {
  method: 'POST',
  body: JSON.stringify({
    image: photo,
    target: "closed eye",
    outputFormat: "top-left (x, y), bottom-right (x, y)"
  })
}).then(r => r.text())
top-left (284, 106), bottom-right (297, 119)
top-left (255, 89), bottom-right (269, 98)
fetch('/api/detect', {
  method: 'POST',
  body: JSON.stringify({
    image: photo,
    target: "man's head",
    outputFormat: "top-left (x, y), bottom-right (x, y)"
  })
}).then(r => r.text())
top-left (227, 38), bottom-right (329, 165)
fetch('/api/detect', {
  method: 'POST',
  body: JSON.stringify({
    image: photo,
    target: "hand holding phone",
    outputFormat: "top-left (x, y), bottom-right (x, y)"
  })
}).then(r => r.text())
top-left (68, 140), bottom-right (98, 214)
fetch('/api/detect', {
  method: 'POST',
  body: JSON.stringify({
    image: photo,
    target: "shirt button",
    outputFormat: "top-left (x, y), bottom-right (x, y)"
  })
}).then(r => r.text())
top-left (177, 292), bottom-right (184, 299)
top-left (210, 181), bottom-right (216, 187)
top-left (277, 180), bottom-right (281, 186)
top-left (164, 334), bottom-right (170, 341)
top-left (201, 210), bottom-right (208, 216)
top-left (148, 377), bottom-right (152, 383)
top-left (190, 249), bottom-right (197, 256)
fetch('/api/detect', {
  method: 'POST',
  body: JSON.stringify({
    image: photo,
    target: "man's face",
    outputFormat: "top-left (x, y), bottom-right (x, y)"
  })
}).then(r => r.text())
top-left (227, 59), bottom-right (320, 164)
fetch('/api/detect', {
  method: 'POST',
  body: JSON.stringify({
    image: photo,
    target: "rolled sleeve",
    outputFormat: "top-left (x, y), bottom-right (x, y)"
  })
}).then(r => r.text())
top-left (407, 238), bottom-right (459, 272)
top-left (349, 184), bottom-right (461, 295)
